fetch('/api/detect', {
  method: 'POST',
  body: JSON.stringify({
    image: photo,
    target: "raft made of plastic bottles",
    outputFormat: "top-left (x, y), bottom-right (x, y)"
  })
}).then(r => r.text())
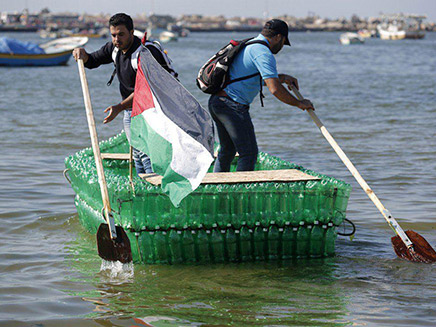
top-left (65, 132), bottom-right (352, 264)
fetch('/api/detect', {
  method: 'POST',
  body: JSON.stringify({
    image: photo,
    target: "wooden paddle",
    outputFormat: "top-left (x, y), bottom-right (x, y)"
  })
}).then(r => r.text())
top-left (291, 86), bottom-right (436, 263)
top-left (77, 59), bottom-right (132, 264)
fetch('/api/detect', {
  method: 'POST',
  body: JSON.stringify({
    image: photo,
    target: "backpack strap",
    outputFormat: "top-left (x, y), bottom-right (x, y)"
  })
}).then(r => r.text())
top-left (107, 44), bottom-right (141, 86)
top-left (226, 39), bottom-right (269, 107)
top-left (226, 39), bottom-right (269, 85)
top-left (130, 45), bottom-right (142, 71)
top-left (107, 47), bottom-right (119, 86)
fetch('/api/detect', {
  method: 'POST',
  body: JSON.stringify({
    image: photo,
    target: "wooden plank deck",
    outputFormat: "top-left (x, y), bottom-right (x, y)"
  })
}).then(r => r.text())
top-left (101, 152), bottom-right (235, 160)
top-left (139, 169), bottom-right (319, 186)
top-left (101, 153), bottom-right (130, 160)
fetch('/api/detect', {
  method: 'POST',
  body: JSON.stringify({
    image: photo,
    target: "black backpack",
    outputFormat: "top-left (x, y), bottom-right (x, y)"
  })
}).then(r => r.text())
top-left (196, 38), bottom-right (269, 96)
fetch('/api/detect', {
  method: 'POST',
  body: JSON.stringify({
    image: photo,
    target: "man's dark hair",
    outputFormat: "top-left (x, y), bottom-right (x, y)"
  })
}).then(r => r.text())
top-left (261, 28), bottom-right (277, 38)
top-left (109, 13), bottom-right (134, 31)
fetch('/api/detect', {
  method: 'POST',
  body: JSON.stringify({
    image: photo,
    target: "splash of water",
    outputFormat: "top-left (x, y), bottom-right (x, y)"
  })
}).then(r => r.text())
top-left (99, 260), bottom-right (134, 283)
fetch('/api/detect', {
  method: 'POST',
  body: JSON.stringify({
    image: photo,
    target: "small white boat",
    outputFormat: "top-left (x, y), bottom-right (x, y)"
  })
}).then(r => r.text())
top-left (377, 23), bottom-right (406, 40)
top-left (159, 31), bottom-right (178, 43)
top-left (339, 32), bottom-right (364, 45)
top-left (39, 36), bottom-right (88, 54)
top-left (357, 29), bottom-right (372, 38)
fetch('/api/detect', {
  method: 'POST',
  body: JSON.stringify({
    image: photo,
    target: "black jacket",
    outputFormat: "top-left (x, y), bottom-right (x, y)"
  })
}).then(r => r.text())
top-left (85, 36), bottom-right (169, 100)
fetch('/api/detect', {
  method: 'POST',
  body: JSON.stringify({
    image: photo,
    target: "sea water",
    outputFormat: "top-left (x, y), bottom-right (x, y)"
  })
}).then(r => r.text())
top-left (0, 31), bottom-right (435, 326)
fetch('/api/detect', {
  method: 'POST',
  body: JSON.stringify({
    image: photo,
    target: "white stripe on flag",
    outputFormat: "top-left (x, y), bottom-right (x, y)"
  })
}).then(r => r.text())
top-left (141, 92), bottom-right (213, 189)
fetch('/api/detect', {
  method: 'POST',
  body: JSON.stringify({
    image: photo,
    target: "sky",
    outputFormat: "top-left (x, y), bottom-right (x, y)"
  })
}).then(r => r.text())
top-left (2, 0), bottom-right (436, 21)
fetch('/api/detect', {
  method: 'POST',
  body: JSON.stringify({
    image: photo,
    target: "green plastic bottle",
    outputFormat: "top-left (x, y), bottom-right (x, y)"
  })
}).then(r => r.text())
top-left (239, 224), bottom-right (252, 261)
top-left (278, 186), bottom-right (290, 227)
top-left (253, 223), bottom-right (266, 261)
top-left (155, 230), bottom-right (169, 264)
top-left (140, 231), bottom-right (156, 264)
top-left (268, 222), bottom-right (279, 261)
top-left (263, 184), bottom-right (275, 224)
top-left (282, 225), bottom-right (297, 259)
top-left (188, 193), bottom-right (201, 228)
top-left (196, 226), bottom-right (210, 263)
top-left (211, 228), bottom-right (224, 263)
top-left (324, 223), bottom-right (337, 256)
top-left (309, 222), bottom-right (324, 258)
top-left (202, 187), bottom-right (217, 228)
top-left (225, 226), bottom-right (238, 262)
top-left (168, 229), bottom-right (183, 264)
top-left (290, 182), bottom-right (304, 224)
top-left (217, 192), bottom-right (231, 228)
top-left (318, 181), bottom-right (334, 224)
top-left (296, 225), bottom-right (311, 258)
top-left (182, 229), bottom-right (196, 263)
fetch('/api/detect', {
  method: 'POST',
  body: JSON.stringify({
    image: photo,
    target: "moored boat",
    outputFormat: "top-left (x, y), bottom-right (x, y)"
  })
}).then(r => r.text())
top-left (377, 21), bottom-right (406, 40)
top-left (403, 15), bottom-right (426, 39)
top-left (378, 24), bottom-right (406, 40)
top-left (339, 32), bottom-right (364, 45)
top-left (357, 29), bottom-right (372, 38)
top-left (65, 132), bottom-right (352, 264)
top-left (0, 36), bottom-right (88, 66)
top-left (159, 30), bottom-right (178, 43)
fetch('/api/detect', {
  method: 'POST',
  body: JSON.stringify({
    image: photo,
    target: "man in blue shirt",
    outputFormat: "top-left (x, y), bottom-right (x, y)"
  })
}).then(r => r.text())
top-left (209, 19), bottom-right (314, 172)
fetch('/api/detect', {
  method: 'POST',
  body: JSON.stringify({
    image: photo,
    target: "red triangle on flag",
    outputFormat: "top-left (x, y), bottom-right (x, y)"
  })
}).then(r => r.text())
top-left (132, 57), bottom-right (155, 117)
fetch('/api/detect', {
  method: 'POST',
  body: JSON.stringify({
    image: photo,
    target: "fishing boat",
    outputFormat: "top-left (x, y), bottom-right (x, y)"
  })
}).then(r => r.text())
top-left (339, 32), bottom-right (364, 45)
top-left (357, 29), bottom-right (373, 38)
top-left (64, 131), bottom-right (352, 264)
top-left (0, 36), bottom-right (88, 67)
top-left (376, 20), bottom-right (406, 40)
top-left (159, 30), bottom-right (178, 43)
top-left (403, 15), bottom-right (426, 39)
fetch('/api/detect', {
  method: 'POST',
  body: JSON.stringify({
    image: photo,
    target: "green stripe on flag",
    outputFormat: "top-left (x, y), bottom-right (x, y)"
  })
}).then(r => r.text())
top-left (130, 114), bottom-right (194, 207)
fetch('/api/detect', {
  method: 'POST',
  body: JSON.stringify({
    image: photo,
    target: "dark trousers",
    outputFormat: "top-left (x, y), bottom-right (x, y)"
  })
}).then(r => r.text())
top-left (208, 94), bottom-right (258, 172)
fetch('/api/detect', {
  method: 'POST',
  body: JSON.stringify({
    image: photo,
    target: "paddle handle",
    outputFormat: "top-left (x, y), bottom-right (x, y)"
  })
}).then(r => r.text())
top-left (292, 87), bottom-right (413, 249)
top-left (77, 59), bottom-right (117, 240)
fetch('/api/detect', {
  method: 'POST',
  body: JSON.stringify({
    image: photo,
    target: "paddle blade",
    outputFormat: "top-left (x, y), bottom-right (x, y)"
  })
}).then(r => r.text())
top-left (97, 224), bottom-right (132, 263)
top-left (391, 230), bottom-right (436, 263)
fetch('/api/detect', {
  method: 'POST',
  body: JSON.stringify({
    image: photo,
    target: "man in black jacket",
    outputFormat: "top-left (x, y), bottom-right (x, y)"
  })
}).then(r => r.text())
top-left (73, 13), bottom-right (171, 174)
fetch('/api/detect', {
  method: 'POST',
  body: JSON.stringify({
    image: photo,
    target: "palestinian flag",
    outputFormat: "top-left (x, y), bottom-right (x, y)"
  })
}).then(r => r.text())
top-left (131, 48), bottom-right (214, 207)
